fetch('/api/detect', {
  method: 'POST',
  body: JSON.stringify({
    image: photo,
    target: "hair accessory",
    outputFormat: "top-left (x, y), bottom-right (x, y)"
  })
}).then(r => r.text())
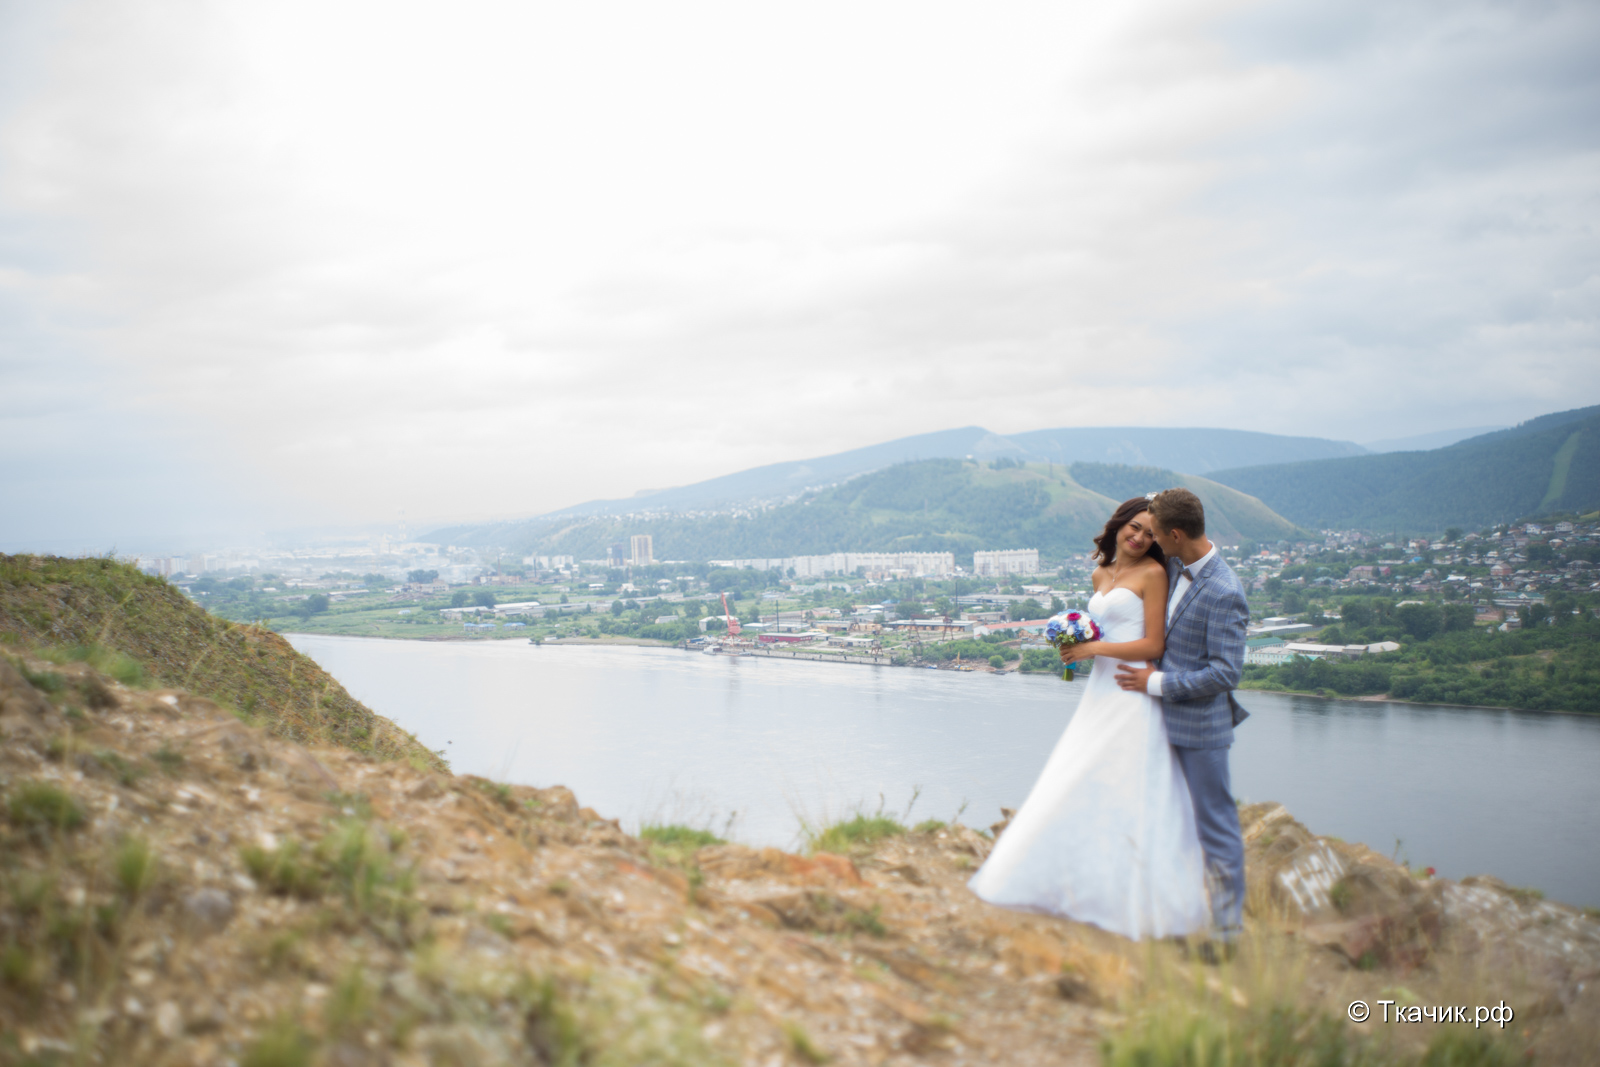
top-left (1144, 491), bottom-right (1159, 500)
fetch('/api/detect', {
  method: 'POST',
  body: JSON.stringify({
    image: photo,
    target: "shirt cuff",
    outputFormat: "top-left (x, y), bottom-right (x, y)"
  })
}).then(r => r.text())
top-left (1146, 671), bottom-right (1165, 697)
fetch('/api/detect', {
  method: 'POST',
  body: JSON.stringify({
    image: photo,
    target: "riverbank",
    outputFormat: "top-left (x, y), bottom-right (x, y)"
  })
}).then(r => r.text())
top-left (274, 617), bottom-right (1600, 713)
top-left (283, 624), bottom-right (1600, 704)
top-left (282, 628), bottom-right (1041, 674)
top-left (1240, 615), bottom-right (1600, 714)
top-left (1237, 679), bottom-right (1600, 716)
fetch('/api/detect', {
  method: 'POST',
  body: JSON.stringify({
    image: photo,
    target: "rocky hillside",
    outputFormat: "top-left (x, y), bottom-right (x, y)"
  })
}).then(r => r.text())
top-left (0, 554), bottom-right (441, 771)
top-left (1, 647), bottom-right (1596, 1066)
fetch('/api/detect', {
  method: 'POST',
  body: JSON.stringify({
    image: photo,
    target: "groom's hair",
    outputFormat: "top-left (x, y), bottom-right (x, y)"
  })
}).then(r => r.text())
top-left (1150, 488), bottom-right (1205, 538)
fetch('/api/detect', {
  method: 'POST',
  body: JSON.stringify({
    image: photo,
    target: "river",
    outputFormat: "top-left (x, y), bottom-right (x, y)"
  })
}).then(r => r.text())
top-left (288, 636), bottom-right (1600, 908)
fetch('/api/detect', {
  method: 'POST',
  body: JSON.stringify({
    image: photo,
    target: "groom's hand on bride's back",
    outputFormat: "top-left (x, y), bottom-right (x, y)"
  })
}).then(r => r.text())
top-left (1115, 665), bottom-right (1155, 693)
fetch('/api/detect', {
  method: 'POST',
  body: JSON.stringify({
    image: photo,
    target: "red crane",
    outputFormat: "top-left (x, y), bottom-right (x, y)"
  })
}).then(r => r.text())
top-left (721, 592), bottom-right (742, 637)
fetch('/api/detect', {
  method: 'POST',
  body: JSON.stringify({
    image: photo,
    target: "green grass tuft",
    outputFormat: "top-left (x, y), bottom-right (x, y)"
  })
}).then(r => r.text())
top-left (19, 666), bottom-right (65, 694)
top-left (1414, 1029), bottom-right (1521, 1067)
top-left (474, 778), bottom-right (516, 809)
top-left (0, 943), bottom-right (41, 995)
top-left (93, 749), bottom-right (146, 787)
top-left (803, 814), bottom-right (906, 855)
top-left (53, 644), bottom-right (148, 687)
top-left (149, 744), bottom-right (186, 776)
top-left (325, 964), bottom-right (375, 1036)
top-left (114, 836), bottom-right (158, 898)
top-left (639, 824), bottom-right (726, 850)
top-left (8, 782), bottom-right (86, 835)
top-left (240, 1017), bottom-right (316, 1067)
top-left (514, 974), bottom-right (587, 1066)
top-left (1100, 1000), bottom-right (1524, 1067)
top-left (784, 1020), bottom-right (831, 1064)
top-left (7, 873), bottom-right (52, 916)
top-left (844, 904), bottom-right (887, 938)
top-left (241, 820), bottom-right (416, 925)
top-left (641, 823), bottom-right (726, 888)
top-left (242, 838), bottom-right (322, 898)
top-left (1103, 1004), bottom-right (1377, 1067)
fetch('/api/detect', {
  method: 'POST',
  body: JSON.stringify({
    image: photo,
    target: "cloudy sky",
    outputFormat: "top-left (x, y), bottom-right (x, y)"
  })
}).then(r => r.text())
top-left (2, 0), bottom-right (1597, 550)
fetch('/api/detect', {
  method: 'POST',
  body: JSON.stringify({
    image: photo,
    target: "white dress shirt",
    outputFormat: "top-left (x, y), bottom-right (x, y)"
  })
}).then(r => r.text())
top-left (1146, 541), bottom-right (1217, 699)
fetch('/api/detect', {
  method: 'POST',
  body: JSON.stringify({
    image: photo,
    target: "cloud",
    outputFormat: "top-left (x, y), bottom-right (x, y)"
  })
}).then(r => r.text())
top-left (0, 0), bottom-right (1595, 545)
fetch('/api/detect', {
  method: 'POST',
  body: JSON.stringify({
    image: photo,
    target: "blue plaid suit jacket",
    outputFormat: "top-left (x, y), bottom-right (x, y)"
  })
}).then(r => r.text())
top-left (1159, 551), bottom-right (1251, 749)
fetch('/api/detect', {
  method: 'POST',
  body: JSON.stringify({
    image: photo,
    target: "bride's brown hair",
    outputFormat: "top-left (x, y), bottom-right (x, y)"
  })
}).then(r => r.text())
top-left (1092, 497), bottom-right (1167, 567)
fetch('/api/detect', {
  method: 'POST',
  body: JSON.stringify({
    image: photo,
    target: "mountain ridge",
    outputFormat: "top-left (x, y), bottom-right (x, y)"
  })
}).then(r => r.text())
top-left (1210, 405), bottom-right (1600, 532)
top-left (493, 459), bottom-right (1304, 563)
top-left (1362, 425), bottom-right (1506, 453)
top-left (427, 424), bottom-right (1364, 543)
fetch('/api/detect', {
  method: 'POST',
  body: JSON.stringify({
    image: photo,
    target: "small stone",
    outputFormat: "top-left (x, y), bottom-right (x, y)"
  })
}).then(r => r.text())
top-left (184, 999), bottom-right (226, 1034)
top-left (154, 1001), bottom-right (182, 1039)
top-left (1054, 973), bottom-right (1094, 1002)
top-left (182, 888), bottom-right (235, 933)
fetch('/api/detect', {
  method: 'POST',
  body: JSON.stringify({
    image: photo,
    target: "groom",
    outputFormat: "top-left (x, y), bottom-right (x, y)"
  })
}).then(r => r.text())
top-left (1115, 487), bottom-right (1250, 956)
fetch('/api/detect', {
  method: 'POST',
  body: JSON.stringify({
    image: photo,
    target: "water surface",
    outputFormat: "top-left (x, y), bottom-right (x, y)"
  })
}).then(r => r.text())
top-left (289, 636), bottom-right (1600, 907)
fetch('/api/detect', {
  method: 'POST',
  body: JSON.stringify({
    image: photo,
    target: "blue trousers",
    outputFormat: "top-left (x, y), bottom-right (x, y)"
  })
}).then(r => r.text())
top-left (1174, 744), bottom-right (1245, 938)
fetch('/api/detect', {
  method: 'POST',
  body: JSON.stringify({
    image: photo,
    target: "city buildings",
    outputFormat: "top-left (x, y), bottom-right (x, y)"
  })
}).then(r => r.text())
top-left (630, 534), bottom-right (654, 566)
top-left (972, 549), bottom-right (1041, 577)
top-left (707, 552), bottom-right (959, 579)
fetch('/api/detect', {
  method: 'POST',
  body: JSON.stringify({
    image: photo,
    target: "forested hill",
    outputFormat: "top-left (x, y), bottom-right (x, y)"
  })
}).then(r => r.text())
top-left (505, 459), bottom-right (1304, 563)
top-left (1208, 405), bottom-right (1600, 533)
top-left (1067, 464), bottom-right (1306, 544)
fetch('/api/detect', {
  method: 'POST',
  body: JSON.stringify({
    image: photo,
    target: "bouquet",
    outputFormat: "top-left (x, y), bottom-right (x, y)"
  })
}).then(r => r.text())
top-left (1045, 610), bottom-right (1103, 681)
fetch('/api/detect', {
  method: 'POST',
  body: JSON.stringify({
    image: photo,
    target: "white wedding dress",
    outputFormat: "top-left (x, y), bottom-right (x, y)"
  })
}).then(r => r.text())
top-left (967, 587), bottom-right (1210, 939)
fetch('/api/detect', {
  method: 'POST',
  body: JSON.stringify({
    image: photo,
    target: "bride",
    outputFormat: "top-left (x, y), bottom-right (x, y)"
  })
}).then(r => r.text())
top-left (967, 497), bottom-right (1209, 939)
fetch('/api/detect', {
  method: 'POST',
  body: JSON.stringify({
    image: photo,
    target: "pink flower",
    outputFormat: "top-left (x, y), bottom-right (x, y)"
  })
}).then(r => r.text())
top-left (1067, 612), bottom-right (1081, 620)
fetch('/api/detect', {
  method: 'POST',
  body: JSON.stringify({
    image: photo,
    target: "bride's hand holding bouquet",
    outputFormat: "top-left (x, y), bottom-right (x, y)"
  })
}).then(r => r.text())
top-left (1058, 639), bottom-right (1099, 665)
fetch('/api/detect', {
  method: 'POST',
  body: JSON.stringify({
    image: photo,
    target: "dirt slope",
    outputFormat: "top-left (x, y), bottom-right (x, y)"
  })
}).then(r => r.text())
top-left (0, 554), bottom-right (441, 771)
top-left (1, 650), bottom-right (1595, 1066)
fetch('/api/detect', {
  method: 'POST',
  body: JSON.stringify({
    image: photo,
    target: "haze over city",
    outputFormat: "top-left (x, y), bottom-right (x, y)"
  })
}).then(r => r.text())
top-left (2, 0), bottom-right (1597, 551)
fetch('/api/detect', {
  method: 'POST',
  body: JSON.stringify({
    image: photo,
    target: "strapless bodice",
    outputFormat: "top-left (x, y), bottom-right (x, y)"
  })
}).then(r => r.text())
top-left (1088, 587), bottom-right (1146, 645)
